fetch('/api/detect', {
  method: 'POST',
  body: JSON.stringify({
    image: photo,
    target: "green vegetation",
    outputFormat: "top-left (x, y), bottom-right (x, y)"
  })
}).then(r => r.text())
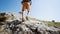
top-left (41, 21), bottom-right (60, 27)
top-left (0, 15), bottom-right (7, 22)
top-left (29, 17), bottom-right (60, 27)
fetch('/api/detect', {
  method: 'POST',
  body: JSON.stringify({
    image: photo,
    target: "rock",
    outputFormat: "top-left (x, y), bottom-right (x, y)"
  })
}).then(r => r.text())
top-left (0, 12), bottom-right (60, 34)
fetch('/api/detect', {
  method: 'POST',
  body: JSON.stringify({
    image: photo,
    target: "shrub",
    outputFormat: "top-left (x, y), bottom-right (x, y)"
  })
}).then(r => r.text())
top-left (52, 20), bottom-right (55, 22)
top-left (0, 15), bottom-right (7, 22)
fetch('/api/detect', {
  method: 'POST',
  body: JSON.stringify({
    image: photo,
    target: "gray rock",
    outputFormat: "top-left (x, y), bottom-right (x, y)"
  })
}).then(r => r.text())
top-left (0, 12), bottom-right (60, 34)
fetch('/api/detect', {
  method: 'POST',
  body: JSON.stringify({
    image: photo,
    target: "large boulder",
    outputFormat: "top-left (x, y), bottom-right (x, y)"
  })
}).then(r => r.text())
top-left (0, 12), bottom-right (60, 34)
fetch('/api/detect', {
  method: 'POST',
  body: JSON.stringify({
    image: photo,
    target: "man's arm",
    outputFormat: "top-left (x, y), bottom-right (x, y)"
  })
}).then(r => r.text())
top-left (30, 0), bottom-right (32, 5)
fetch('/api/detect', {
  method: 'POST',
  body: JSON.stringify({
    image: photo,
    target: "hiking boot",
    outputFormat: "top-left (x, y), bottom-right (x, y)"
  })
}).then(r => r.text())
top-left (26, 16), bottom-right (29, 20)
top-left (22, 19), bottom-right (25, 22)
top-left (22, 18), bottom-right (25, 22)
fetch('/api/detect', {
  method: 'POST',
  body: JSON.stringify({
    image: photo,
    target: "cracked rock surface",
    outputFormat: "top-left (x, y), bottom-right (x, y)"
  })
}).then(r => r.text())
top-left (0, 12), bottom-right (60, 34)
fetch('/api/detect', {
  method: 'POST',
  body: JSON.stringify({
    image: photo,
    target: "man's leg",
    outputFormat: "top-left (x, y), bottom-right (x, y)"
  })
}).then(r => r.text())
top-left (26, 10), bottom-right (30, 20)
top-left (26, 3), bottom-right (30, 20)
top-left (22, 3), bottom-right (26, 22)
top-left (26, 11), bottom-right (29, 16)
top-left (22, 11), bottom-right (25, 22)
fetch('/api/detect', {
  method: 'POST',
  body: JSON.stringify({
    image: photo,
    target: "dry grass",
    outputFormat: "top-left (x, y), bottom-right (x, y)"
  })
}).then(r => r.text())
top-left (29, 17), bottom-right (60, 27)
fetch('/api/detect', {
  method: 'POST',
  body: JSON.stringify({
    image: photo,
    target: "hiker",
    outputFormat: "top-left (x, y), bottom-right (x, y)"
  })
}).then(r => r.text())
top-left (21, 0), bottom-right (32, 22)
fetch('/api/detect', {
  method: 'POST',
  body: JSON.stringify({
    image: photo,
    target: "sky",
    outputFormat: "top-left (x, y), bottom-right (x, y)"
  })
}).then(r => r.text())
top-left (0, 0), bottom-right (60, 22)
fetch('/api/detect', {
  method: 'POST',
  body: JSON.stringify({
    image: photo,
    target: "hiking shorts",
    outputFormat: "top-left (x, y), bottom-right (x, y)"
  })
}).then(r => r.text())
top-left (22, 2), bottom-right (30, 12)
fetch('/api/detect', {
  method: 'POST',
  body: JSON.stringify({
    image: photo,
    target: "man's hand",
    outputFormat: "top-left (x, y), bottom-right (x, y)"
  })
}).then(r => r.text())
top-left (30, 3), bottom-right (31, 5)
top-left (30, 0), bottom-right (32, 5)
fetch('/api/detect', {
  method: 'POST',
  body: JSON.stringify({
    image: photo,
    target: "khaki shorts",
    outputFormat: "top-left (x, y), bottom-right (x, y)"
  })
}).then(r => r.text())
top-left (22, 2), bottom-right (30, 12)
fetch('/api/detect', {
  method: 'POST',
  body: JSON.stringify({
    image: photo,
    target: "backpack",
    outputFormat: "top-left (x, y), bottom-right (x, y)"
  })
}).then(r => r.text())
top-left (21, 0), bottom-right (31, 4)
top-left (27, 0), bottom-right (31, 2)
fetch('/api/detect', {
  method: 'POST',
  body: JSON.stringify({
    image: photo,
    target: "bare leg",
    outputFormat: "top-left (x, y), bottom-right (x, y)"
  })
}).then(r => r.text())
top-left (26, 11), bottom-right (30, 20)
top-left (22, 11), bottom-right (25, 22)
top-left (27, 11), bottom-right (29, 16)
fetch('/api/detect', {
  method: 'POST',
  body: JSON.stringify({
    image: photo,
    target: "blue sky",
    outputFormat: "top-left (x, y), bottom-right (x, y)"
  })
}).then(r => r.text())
top-left (0, 0), bottom-right (60, 22)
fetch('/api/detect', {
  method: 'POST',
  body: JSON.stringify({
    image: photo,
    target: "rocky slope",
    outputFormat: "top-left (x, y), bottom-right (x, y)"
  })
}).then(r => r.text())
top-left (0, 12), bottom-right (60, 34)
